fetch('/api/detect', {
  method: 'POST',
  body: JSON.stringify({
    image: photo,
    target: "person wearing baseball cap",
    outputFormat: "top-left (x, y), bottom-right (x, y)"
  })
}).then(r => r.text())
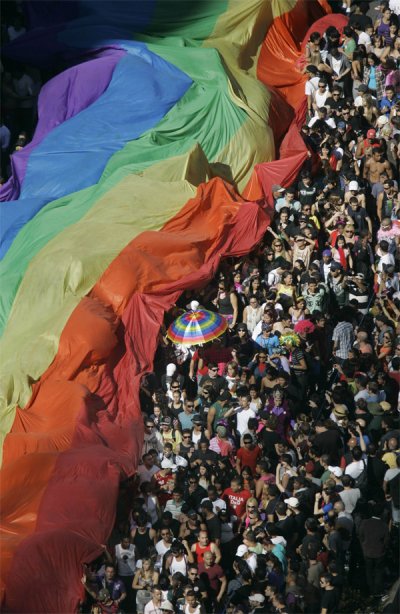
top-left (328, 466), bottom-right (343, 478)
top-left (249, 593), bottom-right (266, 612)
top-left (284, 496), bottom-right (300, 509)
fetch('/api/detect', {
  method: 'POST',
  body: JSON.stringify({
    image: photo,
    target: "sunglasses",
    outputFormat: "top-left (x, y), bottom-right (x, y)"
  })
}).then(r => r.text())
top-left (186, 404), bottom-right (194, 408)
top-left (183, 435), bottom-right (191, 439)
top-left (171, 386), bottom-right (180, 389)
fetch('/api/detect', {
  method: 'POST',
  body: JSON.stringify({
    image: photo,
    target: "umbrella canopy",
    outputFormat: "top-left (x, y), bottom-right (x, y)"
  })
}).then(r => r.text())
top-left (167, 308), bottom-right (228, 346)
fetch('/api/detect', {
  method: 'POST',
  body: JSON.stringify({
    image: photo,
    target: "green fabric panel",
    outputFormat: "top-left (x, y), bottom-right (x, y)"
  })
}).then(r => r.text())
top-left (142, 0), bottom-right (228, 42)
top-left (0, 164), bottom-right (202, 431)
top-left (0, 48), bottom-right (248, 337)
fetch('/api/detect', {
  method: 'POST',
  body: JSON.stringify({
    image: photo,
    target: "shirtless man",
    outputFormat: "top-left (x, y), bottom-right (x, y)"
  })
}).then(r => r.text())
top-left (363, 149), bottom-right (393, 187)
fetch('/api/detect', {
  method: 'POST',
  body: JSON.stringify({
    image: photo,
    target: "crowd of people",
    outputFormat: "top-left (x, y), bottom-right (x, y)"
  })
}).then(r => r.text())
top-left (79, 3), bottom-right (400, 614)
top-left (1, 3), bottom-right (41, 181)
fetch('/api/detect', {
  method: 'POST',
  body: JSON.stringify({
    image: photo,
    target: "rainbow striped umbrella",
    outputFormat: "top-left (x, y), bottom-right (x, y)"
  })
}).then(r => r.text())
top-left (167, 308), bottom-right (228, 346)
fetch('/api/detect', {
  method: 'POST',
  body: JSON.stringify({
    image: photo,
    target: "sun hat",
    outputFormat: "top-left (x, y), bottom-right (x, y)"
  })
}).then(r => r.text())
top-left (333, 404), bottom-right (348, 418)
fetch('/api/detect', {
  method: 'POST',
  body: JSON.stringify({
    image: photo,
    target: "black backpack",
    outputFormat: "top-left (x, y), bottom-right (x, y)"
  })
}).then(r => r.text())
top-left (354, 460), bottom-right (368, 494)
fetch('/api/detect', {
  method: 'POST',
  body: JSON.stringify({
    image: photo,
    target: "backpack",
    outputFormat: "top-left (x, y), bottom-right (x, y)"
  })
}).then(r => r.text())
top-left (354, 460), bottom-right (368, 494)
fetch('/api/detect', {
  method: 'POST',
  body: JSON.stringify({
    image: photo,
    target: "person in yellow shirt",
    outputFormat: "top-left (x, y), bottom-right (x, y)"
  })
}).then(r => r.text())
top-left (382, 437), bottom-right (400, 469)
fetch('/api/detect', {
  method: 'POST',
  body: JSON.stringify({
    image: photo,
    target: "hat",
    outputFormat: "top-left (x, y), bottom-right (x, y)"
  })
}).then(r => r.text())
top-left (305, 461), bottom-right (315, 473)
top-left (216, 425), bottom-right (227, 437)
top-left (330, 262), bottom-right (343, 271)
top-left (367, 402), bottom-right (384, 416)
top-left (322, 249), bottom-right (332, 257)
top-left (186, 300), bottom-right (201, 312)
top-left (161, 416), bottom-right (172, 425)
top-left (271, 536), bottom-right (287, 547)
top-left (299, 214), bottom-right (308, 222)
top-left (98, 589), bottom-right (110, 602)
top-left (367, 128), bottom-right (376, 138)
top-left (328, 466), bottom-right (343, 477)
top-left (380, 401), bottom-right (392, 412)
top-left (236, 544), bottom-right (249, 557)
top-left (187, 509), bottom-right (198, 518)
top-left (348, 180), bottom-right (359, 191)
top-left (160, 601), bottom-right (174, 612)
top-left (376, 115), bottom-right (389, 127)
top-left (284, 497), bottom-right (299, 508)
top-left (192, 414), bottom-right (203, 424)
top-left (249, 594), bottom-right (265, 604)
top-left (381, 123), bottom-right (392, 136)
top-left (333, 404), bottom-right (348, 418)
top-left (357, 84), bottom-right (368, 93)
top-left (337, 121), bottom-right (346, 129)
top-left (272, 184), bottom-right (285, 193)
top-left (166, 363), bottom-right (177, 376)
top-left (237, 323), bottom-right (247, 331)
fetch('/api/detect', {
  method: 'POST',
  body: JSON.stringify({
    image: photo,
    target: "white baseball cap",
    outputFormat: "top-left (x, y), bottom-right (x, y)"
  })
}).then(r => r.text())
top-left (249, 594), bottom-right (265, 604)
top-left (284, 497), bottom-right (299, 508)
top-left (236, 544), bottom-right (249, 557)
top-left (328, 465), bottom-right (343, 477)
top-left (271, 536), bottom-right (287, 547)
top-left (348, 180), bottom-right (359, 191)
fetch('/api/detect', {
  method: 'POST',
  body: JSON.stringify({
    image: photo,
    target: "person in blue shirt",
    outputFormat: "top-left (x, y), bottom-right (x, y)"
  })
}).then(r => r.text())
top-left (254, 323), bottom-right (280, 355)
top-left (379, 85), bottom-right (400, 114)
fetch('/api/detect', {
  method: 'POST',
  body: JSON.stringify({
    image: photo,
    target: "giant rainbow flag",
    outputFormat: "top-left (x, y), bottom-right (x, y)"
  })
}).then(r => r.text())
top-left (0, 1), bottom-right (330, 611)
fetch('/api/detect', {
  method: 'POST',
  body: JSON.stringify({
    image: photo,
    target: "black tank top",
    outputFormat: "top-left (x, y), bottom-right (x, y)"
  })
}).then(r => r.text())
top-left (133, 528), bottom-right (153, 559)
top-left (218, 292), bottom-right (233, 316)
